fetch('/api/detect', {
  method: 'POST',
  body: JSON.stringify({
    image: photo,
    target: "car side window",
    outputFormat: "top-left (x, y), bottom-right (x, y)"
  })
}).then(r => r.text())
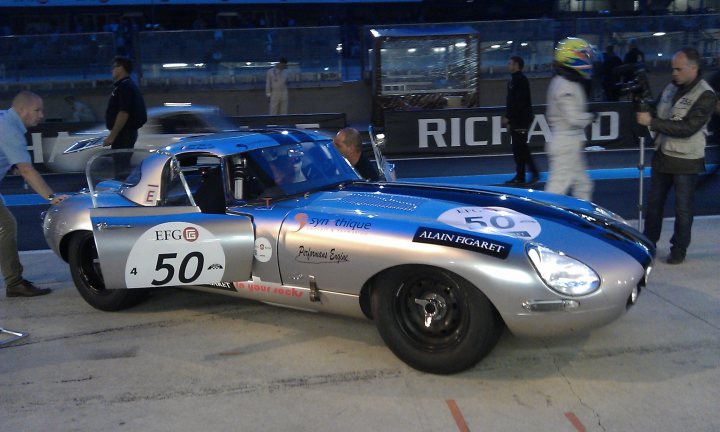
top-left (160, 155), bottom-right (227, 213)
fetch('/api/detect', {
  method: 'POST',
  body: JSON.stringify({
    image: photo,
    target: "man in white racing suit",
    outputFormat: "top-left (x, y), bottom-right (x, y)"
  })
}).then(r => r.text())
top-left (544, 37), bottom-right (595, 201)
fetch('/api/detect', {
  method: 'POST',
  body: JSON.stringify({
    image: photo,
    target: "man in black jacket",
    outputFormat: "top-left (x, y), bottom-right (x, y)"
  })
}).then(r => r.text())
top-left (333, 127), bottom-right (379, 181)
top-left (502, 56), bottom-right (539, 185)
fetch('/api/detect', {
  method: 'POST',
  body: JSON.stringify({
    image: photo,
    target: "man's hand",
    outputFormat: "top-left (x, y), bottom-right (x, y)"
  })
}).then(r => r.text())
top-left (102, 136), bottom-right (114, 147)
top-left (49, 194), bottom-right (70, 205)
top-left (636, 112), bottom-right (653, 127)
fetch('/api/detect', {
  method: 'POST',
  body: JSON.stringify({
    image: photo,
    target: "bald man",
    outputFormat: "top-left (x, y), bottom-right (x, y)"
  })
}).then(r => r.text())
top-left (332, 127), bottom-right (379, 181)
top-left (0, 91), bottom-right (67, 297)
top-left (636, 47), bottom-right (716, 264)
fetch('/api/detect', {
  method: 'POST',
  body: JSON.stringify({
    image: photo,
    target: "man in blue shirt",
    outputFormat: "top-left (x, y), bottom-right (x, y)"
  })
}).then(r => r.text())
top-left (0, 91), bottom-right (67, 297)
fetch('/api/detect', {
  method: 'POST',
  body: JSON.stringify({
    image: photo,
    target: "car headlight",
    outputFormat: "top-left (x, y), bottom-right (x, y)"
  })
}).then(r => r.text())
top-left (526, 244), bottom-right (600, 296)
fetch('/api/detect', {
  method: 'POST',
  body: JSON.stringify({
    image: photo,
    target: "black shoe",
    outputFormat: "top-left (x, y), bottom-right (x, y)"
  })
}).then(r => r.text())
top-left (666, 253), bottom-right (685, 265)
top-left (504, 178), bottom-right (525, 186)
top-left (6, 280), bottom-right (51, 297)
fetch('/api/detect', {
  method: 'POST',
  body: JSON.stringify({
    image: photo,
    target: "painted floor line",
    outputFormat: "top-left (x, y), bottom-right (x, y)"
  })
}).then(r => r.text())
top-left (564, 412), bottom-right (587, 432)
top-left (446, 399), bottom-right (470, 432)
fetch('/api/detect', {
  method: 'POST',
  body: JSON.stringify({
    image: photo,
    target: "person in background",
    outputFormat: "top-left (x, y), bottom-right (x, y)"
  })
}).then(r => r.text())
top-left (64, 95), bottom-right (96, 122)
top-left (333, 127), bottom-right (379, 181)
top-left (265, 58), bottom-right (289, 115)
top-left (601, 45), bottom-right (623, 101)
top-left (544, 37), bottom-right (595, 201)
top-left (636, 47), bottom-right (715, 265)
top-left (103, 56), bottom-right (146, 150)
top-left (0, 91), bottom-right (68, 297)
top-left (103, 56), bottom-right (147, 176)
top-left (622, 38), bottom-right (645, 84)
top-left (502, 55), bottom-right (539, 185)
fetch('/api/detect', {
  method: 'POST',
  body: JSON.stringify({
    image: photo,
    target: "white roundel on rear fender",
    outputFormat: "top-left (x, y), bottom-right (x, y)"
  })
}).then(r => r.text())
top-left (438, 206), bottom-right (542, 240)
top-left (125, 222), bottom-right (226, 288)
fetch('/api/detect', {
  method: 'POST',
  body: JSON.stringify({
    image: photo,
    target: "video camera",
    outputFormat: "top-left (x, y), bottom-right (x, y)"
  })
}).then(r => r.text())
top-left (612, 62), bottom-right (653, 111)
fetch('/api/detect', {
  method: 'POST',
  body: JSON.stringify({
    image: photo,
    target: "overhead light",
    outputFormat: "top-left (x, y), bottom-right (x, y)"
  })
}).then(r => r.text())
top-left (162, 63), bottom-right (188, 69)
top-left (491, 44), bottom-right (501, 49)
top-left (163, 102), bottom-right (192, 107)
top-left (455, 42), bottom-right (467, 48)
top-left (521, 42), bottom-right (529, 47)
top-left (653, 32), bottom-right (666, 36)
top-left (506, 40), bottom-right (513, 44)
top-left (407, 48), bottom-right (416, 53)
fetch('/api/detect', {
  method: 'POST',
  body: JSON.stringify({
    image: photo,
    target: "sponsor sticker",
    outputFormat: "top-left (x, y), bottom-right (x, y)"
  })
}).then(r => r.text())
top-left (413, 226), bottom-right (511, 259)
top-left (125, 222), bottom-right (226, 288)
top-left (254, 237), bottom-right (273, 263)
top-left (295, 246), bottom-right (350, 264)
top-left (293, 212), bottom-right (372, 234)
top-left (438, 206), bottom-right (541, 239)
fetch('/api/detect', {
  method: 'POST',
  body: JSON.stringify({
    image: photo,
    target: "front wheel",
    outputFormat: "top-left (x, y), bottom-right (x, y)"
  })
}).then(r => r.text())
top-left (371, 266), bottom-right (501, 374)
top-left (68, 231), bottom-right (148, 311)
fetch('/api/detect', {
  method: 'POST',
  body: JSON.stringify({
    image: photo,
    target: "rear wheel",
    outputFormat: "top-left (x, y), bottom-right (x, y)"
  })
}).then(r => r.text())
top-left (371, 266), bottom-right (501, 374)
top-left (68, 231), bottom-right (148, 311)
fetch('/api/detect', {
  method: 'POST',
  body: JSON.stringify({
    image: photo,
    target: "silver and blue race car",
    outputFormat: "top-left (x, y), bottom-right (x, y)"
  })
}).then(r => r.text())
top-left (42, 128), bottom-right (655, 374)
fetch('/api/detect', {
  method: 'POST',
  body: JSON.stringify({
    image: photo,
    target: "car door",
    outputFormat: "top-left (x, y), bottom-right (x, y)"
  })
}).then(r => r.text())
top-left (90, 207), bottom-right (255, 289)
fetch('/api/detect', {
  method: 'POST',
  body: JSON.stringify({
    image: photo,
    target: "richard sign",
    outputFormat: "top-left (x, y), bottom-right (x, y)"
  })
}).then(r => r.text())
top-left (383, 101), bottom-right (648, 155)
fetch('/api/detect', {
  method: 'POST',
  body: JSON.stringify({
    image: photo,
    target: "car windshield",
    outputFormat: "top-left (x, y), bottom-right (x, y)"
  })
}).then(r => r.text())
top-left (233, 139), bottom-right (361, 200)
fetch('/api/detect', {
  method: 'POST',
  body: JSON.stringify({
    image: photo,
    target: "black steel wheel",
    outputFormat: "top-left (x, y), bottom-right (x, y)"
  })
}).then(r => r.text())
top-left (68, 231), bottom-right (147, 311)
top-left (371, 266), bottom-right (501, 374)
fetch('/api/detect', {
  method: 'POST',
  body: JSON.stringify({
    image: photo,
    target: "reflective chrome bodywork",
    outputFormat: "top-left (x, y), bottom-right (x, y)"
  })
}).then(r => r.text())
top-left (43, 128), bottom-right (655, 357)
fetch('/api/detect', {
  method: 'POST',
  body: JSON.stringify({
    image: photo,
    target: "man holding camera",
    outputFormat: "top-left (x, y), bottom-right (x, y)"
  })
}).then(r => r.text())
top-left (636, 47), bottom-right (715, 264)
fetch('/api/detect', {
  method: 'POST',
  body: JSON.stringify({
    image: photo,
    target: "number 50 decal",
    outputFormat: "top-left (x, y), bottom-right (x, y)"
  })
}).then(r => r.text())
top-left (125, 223), bottom-right (226, 288)
top-left (438, 206), bottom-right (542, 240)
top-left (150, 252), bottom-right (205, 286)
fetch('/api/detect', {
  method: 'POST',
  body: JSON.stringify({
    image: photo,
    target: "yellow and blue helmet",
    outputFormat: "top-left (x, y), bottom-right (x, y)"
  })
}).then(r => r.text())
top-left (554, 37), bottom-right (594, 79)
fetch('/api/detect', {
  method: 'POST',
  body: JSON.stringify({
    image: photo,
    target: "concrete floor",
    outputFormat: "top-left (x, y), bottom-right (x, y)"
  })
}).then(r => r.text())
top-left (1, 217), bottom-right (719, 432)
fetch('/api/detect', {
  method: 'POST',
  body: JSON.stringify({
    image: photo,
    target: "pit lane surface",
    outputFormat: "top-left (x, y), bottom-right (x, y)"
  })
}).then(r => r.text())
top-left (1, 216), bottom-right (719, 431)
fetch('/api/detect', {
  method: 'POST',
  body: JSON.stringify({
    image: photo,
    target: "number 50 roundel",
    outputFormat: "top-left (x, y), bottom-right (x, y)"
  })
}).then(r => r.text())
top-left (124, 222), bottom-right (226, 288)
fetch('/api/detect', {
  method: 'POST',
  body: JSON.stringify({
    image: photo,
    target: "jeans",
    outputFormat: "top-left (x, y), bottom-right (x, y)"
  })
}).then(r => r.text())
top-left (0, 200), bottom-right (23, 288)
top-left (643, 170), bottom-right (698, 256)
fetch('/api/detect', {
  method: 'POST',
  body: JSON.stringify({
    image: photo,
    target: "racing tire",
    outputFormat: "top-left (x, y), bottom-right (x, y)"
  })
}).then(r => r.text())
top-left (371, 266), bottom-right (501, 374)
top-left (68, 231), bottom-right (148, 311)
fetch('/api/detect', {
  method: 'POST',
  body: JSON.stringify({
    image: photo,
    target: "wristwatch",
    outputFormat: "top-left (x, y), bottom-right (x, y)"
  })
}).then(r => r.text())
top-left (46, 193), bottom-right (56, 201)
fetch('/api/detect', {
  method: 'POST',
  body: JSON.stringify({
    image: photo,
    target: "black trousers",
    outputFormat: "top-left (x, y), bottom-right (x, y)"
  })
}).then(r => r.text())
top-left (111, 129), bottom-right (138, 179)
top-left (510, 128), bottom-right (538, 181)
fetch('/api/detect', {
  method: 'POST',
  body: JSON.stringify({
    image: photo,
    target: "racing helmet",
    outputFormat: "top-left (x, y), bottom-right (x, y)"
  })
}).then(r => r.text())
top-left (554, 37), bottom-right (593, 79)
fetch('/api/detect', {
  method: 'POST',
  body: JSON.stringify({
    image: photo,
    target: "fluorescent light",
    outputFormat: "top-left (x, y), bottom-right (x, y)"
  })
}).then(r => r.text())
top-left (407, 48), bottom-right (416, 53)
top-left (653, 32), bottom-right (666, 36)
top-left (455, 42), bottom-right (467, 48)
top-left (491, 44), bottom-right (501, 49)
top-left (163, 103), bottom-right (192, 107)
top-left (162, 63), bottom-right (188, 69)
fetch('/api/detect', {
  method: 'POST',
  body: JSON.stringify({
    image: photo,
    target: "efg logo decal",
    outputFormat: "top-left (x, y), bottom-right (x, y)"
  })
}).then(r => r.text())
top-left (413, 227), bottom-right (511, 259)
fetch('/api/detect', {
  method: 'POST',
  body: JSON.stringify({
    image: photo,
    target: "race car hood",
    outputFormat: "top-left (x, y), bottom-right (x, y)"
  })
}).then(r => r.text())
top-left (296, 181), bottom-right (654, 267)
